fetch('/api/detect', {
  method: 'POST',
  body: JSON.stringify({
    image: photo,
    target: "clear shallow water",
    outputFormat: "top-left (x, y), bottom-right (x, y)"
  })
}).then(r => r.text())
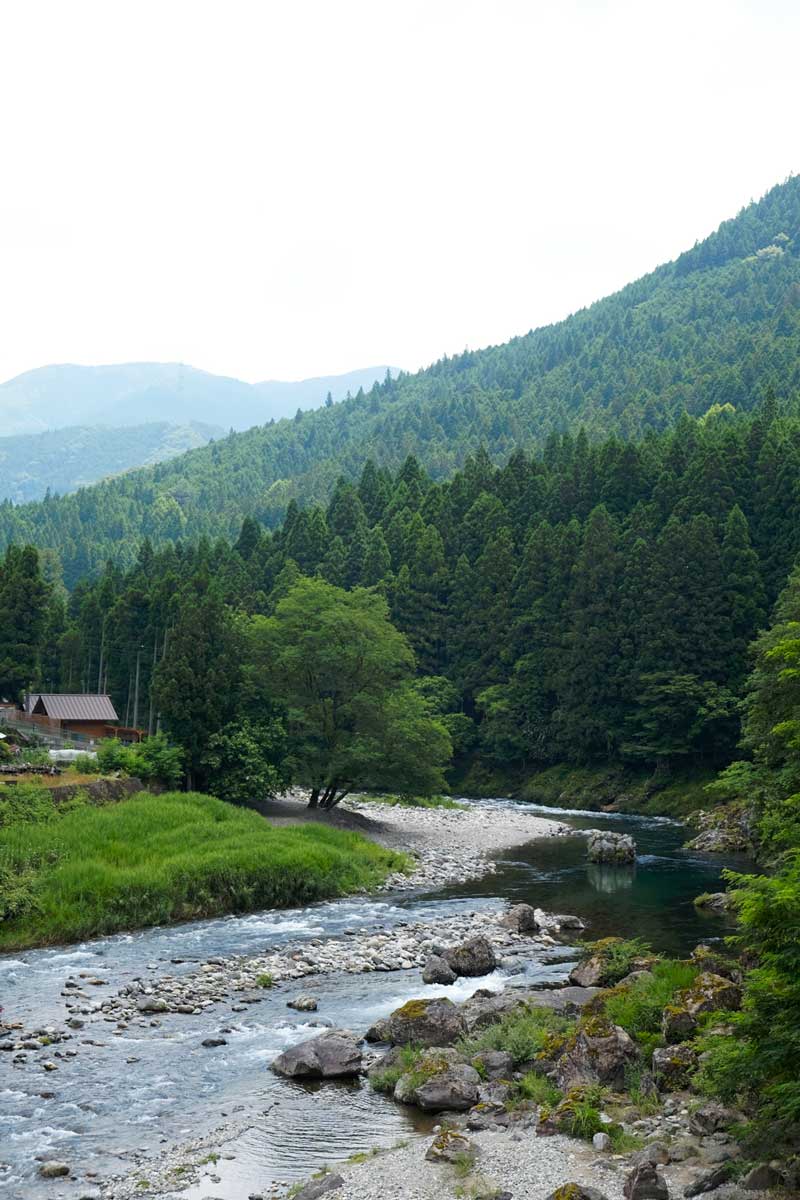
top-left (431, 799), bottom-right (749, 957)
top-left (0, 799), bottom-right (750, 1199)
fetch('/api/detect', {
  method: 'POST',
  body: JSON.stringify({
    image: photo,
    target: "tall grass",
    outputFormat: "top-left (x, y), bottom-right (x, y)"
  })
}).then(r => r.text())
top-left (0, 791), bottom-right (409, 950)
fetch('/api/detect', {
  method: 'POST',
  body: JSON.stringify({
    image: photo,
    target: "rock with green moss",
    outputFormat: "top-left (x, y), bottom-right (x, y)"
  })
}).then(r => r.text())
top-left (555, 1016), bottom-right (639, 1090)
top-left (387, 996), bottom-right (466, 1046)
top-left (661, 973), bottom-right (742, 1042)
top-left (424, 1128), bottom-right (478, 1164)
top-left (545, 1185), bottom-right (608, 1200)
top-left (652, 1043), bottom-right (697, 1090)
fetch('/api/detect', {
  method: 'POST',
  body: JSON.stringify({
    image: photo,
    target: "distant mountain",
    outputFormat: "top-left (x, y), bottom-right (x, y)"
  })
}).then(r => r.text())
top-left (2, 176), bottom-right (800, 584)
top-left (0, 422), bottom-right (223, 504)
top-left (0, 363), bottom-right (397, 437)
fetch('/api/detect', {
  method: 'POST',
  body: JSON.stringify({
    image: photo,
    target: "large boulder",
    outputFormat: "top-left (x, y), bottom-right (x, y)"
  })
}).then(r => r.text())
top-left (415, 1063), bottom-right (482, 1110)
top-left (624, 1163), bottom-right (669, 1200)
top-left (387, 997), bottom-right (466, 1046)
top-left (444, 936), bottom-right (498, 978)
top-left (662, 974), bottom-right (742, 1043)
top-left (652, 1044), bottom-right (697, 1091)
top-left (498, 903), bottom-right (541, 934)
top-left (556, 1017), bottom-right (639, 1090)
top-left (271, 1030), bottom-right (362, 1078)
top-left (586, 830), bottom-right (636, 865)
top-left (422, 954), bottom-right (457, 985)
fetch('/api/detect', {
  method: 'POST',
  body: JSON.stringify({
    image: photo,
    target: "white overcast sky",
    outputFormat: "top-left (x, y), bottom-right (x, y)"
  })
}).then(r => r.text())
top-left (0, 0), bottom-right (797, 385)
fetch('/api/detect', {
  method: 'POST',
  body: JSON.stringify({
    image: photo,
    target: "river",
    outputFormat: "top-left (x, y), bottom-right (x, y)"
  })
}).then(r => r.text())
top-left (0, 800), bottom-right (750, 1200)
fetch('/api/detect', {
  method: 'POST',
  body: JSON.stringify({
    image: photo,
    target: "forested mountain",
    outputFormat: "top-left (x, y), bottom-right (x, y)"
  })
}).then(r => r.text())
top-left (0, 362), bottom-right (395, 436)
top-left (1, 178), bottom-right (799, 585)
top-left (10, 397), bottom-right (795, 780)
top-left (0, 422), bottom-right (221, 503)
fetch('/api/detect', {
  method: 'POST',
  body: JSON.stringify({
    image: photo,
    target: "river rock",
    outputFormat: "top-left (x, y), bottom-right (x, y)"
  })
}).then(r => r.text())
top-left (444, 935), bottom-right (498, 978)
top-left (683, 1165), bottom-right (732, 1197)
top-left (136, 996), bottom-right (168, 1013)
top-left (472, 1049), bottom-right (514, 1080)
top-left (271, 1030), bottom-right (362, 1078)
top-left (693, 892), bottom-right (731, 913)
top-left (662, 974), bottom-right (742, 1042)
top-left (631, 1144), bottom-right (671, 1168)
top-left (593, 1132), bottom-right (612, 1151)
top-left (364, 1017), bottom-right (391, 1043)
top-left (425, 1129), bottom-right (478, 1164)
top-left (422, 955), bottom-right (457, 985)
top-left (201, 1036), bottom-right (227, 1047)
top-left (414, 1062), bottom-right (481, 1111)
top-left (387, 997), bottom-right (465, 1046)
top-left (587, 830), bottom-right (636, 865)
top-left (38, 1162), bottom-right (70, 1178)
top-left (499, 903), bottom-right (540, 934)
top-left (624, 1163), bottom-right (669, 1200)
top-left (545, 1186), bottom-right (608, 1200)
top-left (569, 956), bottom-right (606, 987)
top-left (288, 995), bottom-right (319, 1011)
top-left (293, 1173), bottom-right (345, 1200)
top-left (652, 1044), bottom-right (697, 1090)
top-left (556, 1019), bottom-right (639, 1090)
top-left (688, 1102), bottom-right (740, 1137)
top-left (740, 1163), bottom-right (783, 1190)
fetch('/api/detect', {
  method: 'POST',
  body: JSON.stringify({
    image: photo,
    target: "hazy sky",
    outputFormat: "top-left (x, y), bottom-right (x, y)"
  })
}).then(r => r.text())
top-left (1, 0), bottom-right (797, 385)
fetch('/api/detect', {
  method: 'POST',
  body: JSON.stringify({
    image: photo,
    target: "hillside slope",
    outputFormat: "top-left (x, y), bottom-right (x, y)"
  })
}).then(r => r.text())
top-left (0, 362), bottom-right (395, 436)
top-left (0, 422), bottom-right (222, 503)
top-left (2, 176), bottom-right (799, 583)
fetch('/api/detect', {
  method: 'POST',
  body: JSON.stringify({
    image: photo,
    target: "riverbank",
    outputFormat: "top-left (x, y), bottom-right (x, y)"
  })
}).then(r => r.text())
top-left (455, 761), bottom-right (714, 818)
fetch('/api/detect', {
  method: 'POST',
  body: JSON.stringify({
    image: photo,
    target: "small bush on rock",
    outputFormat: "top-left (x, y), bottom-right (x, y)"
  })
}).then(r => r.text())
top-left (458, 1004), bottom-right (576, 1064)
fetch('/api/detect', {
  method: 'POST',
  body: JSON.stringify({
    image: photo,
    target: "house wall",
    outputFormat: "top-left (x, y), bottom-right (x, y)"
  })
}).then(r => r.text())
top-left (61, 720), bottom-right (118, 740)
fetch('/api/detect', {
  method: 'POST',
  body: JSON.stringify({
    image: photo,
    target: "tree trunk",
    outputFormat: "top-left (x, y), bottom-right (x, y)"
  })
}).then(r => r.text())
top-left (308, 788), bottom-right (319, 808)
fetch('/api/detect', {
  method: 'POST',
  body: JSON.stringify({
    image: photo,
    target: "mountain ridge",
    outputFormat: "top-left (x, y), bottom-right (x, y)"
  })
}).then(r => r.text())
top-left (2, 175), bottom-right (799, 584)
top-left (0, 362), bottom-right (399, 437)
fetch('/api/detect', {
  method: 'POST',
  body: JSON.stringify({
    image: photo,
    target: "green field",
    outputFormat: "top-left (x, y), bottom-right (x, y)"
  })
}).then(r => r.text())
top-left (0, 791), bottom-right (409, 950)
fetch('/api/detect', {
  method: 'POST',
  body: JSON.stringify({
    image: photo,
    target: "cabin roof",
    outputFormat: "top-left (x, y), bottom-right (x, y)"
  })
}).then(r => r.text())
top-left (26, 693), bottom-right (119, 721)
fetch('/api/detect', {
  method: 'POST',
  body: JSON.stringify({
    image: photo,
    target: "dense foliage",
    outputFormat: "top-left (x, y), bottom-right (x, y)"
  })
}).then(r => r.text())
top-left (1, 178), bottom-right (799, 585)
top-left (8, 395), bottom-right (800, 784)
top-left (700, 570), bottom-right (800, 1142)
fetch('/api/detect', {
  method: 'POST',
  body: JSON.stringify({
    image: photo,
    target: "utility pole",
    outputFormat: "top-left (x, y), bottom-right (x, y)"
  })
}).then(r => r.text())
top-left (132, 647), bottom-right (142, 731)
top-left (147, 633), bottom-right (158, 736)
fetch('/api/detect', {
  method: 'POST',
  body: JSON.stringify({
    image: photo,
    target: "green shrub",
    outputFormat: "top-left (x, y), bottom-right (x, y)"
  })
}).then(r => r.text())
top-left (0, 791), bottom-right (410, 949)
top-left (458, 1005), bottom-right (576, 1065)
top-left (255, 973), bottom-right (274, 988)
top-left (95, 735), bottom-right (184, 788)
top-left (579, 937), bottom-right (656, 985)
top-left (366, 793), bottom-right (465, 810)
top-left (516, 1072), bottom-right (562, 1107)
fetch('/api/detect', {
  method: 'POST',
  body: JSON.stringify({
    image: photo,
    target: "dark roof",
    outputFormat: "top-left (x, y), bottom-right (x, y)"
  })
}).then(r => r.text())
top-left (27, 693), bottom-right (119, 722)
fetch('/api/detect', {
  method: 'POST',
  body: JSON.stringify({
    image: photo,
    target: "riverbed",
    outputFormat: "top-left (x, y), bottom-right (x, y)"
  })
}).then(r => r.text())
top-left (0, 798), bottom-right (748, 1200)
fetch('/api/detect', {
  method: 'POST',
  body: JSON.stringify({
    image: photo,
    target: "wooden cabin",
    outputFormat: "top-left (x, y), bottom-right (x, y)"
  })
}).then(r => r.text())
top-left (24, 693), bottom-right (121, 741)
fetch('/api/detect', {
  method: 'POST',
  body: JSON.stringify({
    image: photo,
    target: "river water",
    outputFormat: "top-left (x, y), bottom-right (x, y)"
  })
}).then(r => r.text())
top-left (0, 800), bottom-right (750, 1200)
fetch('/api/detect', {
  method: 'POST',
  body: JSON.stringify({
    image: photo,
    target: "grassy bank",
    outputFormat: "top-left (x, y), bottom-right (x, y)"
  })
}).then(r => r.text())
top-left (0, 791), bottom-right (409, 950)
top-left (455, 760), bottom-right (714, 818)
